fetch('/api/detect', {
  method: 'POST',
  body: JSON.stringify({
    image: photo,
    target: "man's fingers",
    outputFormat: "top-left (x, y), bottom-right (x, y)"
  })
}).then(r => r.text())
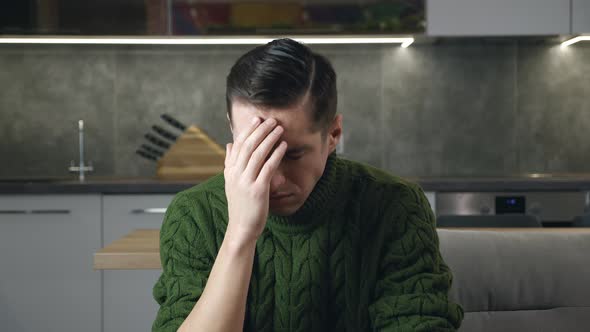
top-left (235, 118), bottom-right (278, 171)
top-left (228, 117), bottom-right (260, 166)
top-left (257, 141), bottom-right (287, 185)
top-left (224, 143), bottom-right (233, 167)
top-left (244, 125), bottom-right (284, 179)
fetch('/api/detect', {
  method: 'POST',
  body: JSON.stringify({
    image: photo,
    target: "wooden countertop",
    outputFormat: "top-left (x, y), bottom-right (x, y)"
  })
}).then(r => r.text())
top-left (94, 229), bottom-right (161, 270)
top-left (94, 228), bottom-right (590, 270)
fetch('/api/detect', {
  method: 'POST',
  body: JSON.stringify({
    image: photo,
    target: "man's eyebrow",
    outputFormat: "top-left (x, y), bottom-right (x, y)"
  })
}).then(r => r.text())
top-left (286, 144), bottom-right (312, 154)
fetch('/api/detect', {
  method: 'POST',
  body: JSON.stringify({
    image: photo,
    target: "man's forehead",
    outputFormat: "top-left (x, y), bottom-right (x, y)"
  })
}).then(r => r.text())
top-left (231, 101), bottom-right (314, 135)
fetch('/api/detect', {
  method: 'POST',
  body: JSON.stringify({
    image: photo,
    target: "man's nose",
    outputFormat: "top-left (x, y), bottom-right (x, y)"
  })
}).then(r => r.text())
top-left (269, 167), bottom-right (286, 193)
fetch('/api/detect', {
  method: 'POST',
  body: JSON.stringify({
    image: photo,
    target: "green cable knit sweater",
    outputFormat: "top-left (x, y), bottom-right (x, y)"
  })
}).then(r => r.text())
top-left (152, 153), bottom-right (464, 331)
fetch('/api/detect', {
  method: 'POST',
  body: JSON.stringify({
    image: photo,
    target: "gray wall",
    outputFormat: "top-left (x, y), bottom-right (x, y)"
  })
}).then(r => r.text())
top-left (0, 40), bottom-right (589, 178)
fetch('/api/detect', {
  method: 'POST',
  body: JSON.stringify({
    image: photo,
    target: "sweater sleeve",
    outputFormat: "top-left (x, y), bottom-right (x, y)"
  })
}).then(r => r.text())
top-left (152, 193), bottom-right (214, 332)
top-left (368, 184), bottom-right (464, 331)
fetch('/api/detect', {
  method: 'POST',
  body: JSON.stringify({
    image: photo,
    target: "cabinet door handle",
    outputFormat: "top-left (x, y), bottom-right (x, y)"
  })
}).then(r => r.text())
top-left (30, 210), bottom-right (71, 214)
top-left (0, 210), bottom-right (27, 214)
top-left (0, 210), bottom-right (70, 214)
top-left (131, 208), bottom-right (167, 214)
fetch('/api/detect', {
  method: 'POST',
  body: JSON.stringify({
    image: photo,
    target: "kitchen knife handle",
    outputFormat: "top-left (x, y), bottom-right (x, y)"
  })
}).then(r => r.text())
top-left (144, 133), bottom-right (170, 149)
top-left (161, 114), bottom-right (187, 131)
top-left (152, 125), bottom-right (178, 142)
top-left (141, 144), bottom-right (164, 157)
top-left (136, 149), bottom-right (157, 162)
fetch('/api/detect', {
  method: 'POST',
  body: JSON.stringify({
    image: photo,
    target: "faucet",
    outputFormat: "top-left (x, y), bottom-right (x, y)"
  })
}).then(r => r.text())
top-left (69, 120), bottom-right (94, 181)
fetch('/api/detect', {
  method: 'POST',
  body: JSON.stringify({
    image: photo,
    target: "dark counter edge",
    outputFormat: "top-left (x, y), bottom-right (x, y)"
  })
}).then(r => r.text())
top-left (0, 182), bottom-right (196, 194)
top-left (2, 178), bottom-right (590, 194)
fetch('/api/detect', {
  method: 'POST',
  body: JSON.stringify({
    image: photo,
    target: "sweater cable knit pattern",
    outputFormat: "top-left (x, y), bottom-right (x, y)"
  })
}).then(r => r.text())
top-left (152, 153), bottom-right (464, 331)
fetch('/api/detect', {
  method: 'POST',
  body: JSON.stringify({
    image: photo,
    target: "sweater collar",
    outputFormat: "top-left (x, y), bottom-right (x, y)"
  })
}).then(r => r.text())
top-left (267, 151), bottom-right (345, 233)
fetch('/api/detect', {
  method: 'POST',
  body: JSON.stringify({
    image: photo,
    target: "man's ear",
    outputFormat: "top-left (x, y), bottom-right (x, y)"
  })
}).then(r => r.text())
top-left (327, 114), bottom-right (342, 153)
top-left (227, 112), bottom-right (233, 135)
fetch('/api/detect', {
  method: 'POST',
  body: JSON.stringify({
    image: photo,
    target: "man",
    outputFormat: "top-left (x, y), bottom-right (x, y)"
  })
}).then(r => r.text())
top-left (152, 38), bottom-right (464, 332)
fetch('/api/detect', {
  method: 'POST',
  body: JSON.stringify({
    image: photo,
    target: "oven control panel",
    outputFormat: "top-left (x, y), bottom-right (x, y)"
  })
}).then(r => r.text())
top-left (436, 192), bottom-right (587, 224)
top-left (495, 196), bottom-right (525, 214)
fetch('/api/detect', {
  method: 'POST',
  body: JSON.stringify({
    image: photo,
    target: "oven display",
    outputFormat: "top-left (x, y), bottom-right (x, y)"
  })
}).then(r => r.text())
top-left (495, 196), bottom-right (526, 214)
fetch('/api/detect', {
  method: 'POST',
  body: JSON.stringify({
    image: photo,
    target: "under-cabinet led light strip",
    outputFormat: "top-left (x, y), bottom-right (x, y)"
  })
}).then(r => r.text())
top-left (0, 36), bottom-right (414, 47)
top-left (560, 35), bottom-right (590, 48)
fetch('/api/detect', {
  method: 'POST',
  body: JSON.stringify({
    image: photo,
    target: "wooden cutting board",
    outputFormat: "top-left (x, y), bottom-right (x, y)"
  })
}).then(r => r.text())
top-left (156, 125), bottom-right (225, 180)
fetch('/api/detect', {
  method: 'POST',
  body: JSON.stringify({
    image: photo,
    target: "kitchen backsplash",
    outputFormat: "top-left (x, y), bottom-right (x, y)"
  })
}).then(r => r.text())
top-left (0, 40), bottom-right (589, 178)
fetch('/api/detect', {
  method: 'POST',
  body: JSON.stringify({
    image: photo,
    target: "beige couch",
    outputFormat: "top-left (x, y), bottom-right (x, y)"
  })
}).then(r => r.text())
top-left (438, 229), bottom-right (590, 332)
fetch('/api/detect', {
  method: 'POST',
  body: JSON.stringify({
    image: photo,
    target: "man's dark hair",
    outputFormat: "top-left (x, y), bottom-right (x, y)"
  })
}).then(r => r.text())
top-left (226, 38), bottom-right (337, 134)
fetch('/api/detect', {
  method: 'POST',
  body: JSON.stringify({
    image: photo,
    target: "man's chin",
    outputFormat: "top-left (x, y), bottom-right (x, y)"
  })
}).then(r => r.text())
top-left (269, 207), bottom-right (295, 217)
top-left (269, 203), bottom-right (300, 217)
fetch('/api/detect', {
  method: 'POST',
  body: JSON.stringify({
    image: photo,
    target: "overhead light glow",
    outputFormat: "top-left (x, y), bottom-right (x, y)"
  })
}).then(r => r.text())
top-left (0, 35), bottom-right (414, 46)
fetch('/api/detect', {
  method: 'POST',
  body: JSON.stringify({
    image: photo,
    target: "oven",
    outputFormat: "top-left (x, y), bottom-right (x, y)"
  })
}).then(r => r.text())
top-left (436, 191), bottom-right (590, 226)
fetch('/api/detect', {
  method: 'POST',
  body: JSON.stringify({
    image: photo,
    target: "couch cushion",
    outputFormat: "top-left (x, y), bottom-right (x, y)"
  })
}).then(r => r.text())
top-left (461, 307), bottom-right (590, 332)
top-left (437, 229), bottom-right (590, 312)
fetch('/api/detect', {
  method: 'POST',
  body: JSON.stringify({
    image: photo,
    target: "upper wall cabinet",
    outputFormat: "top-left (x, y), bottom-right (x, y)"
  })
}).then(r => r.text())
top-left (427, 0), bottom-right (571, 36)
top-left (0, 0), bottom-right (425, 36)
top-left (573, 0), bottom-right (590, 33)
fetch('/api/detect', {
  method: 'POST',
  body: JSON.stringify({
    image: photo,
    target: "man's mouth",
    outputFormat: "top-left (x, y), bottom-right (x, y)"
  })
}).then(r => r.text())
top-left (270, 193), bottom-right (292, 200)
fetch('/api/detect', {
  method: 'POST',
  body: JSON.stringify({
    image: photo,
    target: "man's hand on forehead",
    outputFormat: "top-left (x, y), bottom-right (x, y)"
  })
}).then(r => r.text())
top-left (246, 116), bottom-right (284, 160)
top-left (223, 115), bottom-right (288, 244)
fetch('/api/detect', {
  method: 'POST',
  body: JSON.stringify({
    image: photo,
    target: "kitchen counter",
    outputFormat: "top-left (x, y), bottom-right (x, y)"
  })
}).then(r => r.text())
top-left (94, 228), bottom-right (590, 270)
top-left (94, 229), bottom-right (161, 270)
top-left (411, 175), bottom-right (590, 192)
top-left (2, 174), bottom-right (590, 194)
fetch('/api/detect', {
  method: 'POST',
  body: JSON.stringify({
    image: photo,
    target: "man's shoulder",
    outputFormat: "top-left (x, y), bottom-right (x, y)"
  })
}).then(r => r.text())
top-left (338, 157), bottom-right (432, 232)
top-left (336, 158), bottom-right (432, 242)
top-left (168, 173), bottom-right (227, 216)
top-left (176, 173), bottom-right (226, 201)
top-left (161, 173), bottom-right (227, 238)
top-left (338, 156), bottom-right (422, 197)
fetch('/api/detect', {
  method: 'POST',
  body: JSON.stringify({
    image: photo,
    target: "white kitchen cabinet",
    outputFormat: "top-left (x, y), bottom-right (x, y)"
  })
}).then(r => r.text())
top-left (427, 0), bottom-right (571, 36)
top-left (573, 0), bottom-right (590, 33)
top-left (0, 194), bottom-right (101, 332)
top-left (102, 194), bottom-right (174, 332)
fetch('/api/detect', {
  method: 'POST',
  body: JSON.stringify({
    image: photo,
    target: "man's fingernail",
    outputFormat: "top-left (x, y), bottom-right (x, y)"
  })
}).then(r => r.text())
top-left (252, 117), bottom-right (260, 124)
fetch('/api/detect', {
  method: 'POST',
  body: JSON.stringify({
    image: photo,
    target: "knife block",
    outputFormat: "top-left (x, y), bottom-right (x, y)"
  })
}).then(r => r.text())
top-left (156, 125), bottom-right (225, 181)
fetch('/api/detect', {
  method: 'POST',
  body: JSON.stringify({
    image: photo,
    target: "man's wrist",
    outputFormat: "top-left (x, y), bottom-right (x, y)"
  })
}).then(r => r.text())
top-left (223, 224), bottom-right (258, 255)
